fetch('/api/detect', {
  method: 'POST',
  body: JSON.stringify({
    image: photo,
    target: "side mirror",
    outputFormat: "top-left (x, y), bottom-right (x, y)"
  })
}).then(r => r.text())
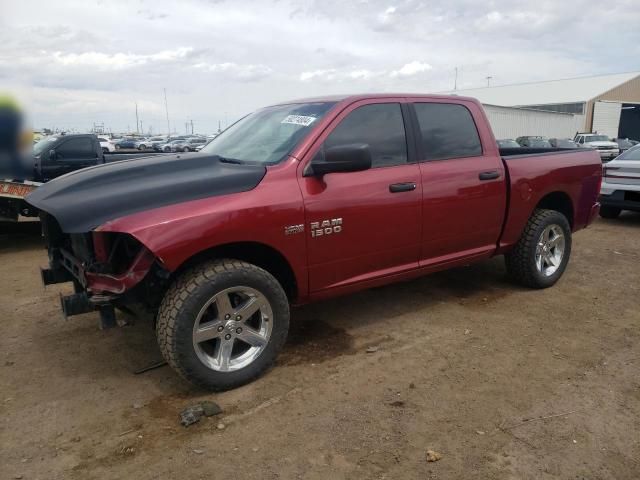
top-left (307, 143), bottom-right (372, 176)
top-left (48, 149), bottom-right (56, 161)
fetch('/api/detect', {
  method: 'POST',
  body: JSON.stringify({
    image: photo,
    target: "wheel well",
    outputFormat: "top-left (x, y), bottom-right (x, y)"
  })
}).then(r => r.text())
top-left (536, 192), bottom-right (574, 227)
top-left (174, 242), bottom-right (298, 301)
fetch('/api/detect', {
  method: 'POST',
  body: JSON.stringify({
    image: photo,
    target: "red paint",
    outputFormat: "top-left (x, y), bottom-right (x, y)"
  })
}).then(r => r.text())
top-left (86, 247), bottom-right (156, 294)
top-left (96, 94), bottom-right (602, 304)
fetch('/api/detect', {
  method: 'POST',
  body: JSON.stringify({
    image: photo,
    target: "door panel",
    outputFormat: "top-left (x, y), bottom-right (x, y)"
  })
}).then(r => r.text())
top-left (410, 100), bottom-right (506, 265)
top-left (298, 100), bottom-right (422, 293)
top-left (419, 157), bottom-right (505, 263)
top-left (301, 164), bottom-right (422, 291)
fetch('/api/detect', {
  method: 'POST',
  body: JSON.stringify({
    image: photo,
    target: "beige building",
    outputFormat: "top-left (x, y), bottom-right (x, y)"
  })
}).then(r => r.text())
top-left (446, 72), bottom-right (640, 141)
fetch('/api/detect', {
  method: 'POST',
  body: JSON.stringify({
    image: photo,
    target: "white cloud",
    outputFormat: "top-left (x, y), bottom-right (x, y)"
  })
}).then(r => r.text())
top-left (1, 0), bottom-right (637, 133)
top-left (390, 61), bottom-right (432, 77)
top-left (193, 62), bottom-right (273, 80)
top-left (299, 69), bottom-right (338, 81)
top-left (50, 47), bottom-right (194, 70)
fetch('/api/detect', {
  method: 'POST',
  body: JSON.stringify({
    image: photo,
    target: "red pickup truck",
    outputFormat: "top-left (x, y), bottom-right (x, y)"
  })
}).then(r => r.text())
top-left (27, 94), bottom-right (602, 390)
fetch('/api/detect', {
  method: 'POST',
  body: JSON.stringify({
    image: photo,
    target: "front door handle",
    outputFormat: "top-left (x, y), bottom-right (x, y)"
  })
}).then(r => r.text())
top-left (479, 171), bottom-right (500, 181)
top-left (389, 182), bottom-right (417, 193)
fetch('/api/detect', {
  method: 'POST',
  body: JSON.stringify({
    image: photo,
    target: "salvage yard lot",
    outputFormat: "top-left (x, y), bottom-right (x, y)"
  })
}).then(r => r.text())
top-left (1, 216), bottom-right (639, 480)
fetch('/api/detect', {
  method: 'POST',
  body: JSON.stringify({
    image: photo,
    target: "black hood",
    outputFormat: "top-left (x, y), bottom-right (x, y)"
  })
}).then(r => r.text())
top-left (26, 153), bottom-right (267, 233)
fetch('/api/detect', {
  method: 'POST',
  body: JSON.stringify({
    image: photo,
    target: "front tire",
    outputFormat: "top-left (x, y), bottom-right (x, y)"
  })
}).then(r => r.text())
top-left (599, 206), bottom-right (621, 219)
top-left (505, 209), bottom-right (572, 289)
top-left (156, 259), bottom-right (290, 391)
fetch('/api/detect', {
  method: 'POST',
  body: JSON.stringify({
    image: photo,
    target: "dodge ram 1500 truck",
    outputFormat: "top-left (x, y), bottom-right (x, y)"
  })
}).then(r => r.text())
top-left (26, 94), bottom-right (602, 391)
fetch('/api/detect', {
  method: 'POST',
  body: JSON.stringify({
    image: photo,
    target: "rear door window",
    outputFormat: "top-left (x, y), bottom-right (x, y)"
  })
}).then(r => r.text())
top-left (324, 103), bottom-right (408, 168)
top-left (413, 103), bottom-right (482, 160)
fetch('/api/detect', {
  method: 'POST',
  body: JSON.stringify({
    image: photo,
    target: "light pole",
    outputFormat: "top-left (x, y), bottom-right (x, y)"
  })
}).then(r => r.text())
top-left (164, 88), bottom-right (170, 137)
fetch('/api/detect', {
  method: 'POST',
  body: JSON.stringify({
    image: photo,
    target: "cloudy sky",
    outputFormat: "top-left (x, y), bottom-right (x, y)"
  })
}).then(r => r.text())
top-left (2, 0), bottom-right (639, 134)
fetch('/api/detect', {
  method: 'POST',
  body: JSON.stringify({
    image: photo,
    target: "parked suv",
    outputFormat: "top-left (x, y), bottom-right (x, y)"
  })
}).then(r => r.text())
top-left (574, 133), bottom-right (619, 162)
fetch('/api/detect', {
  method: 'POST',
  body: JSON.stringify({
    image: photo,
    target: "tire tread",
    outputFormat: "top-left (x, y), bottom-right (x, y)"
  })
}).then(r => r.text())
top-left (156, 258), bottom-right (289, 391)
top-left (505, 209), bottom-right (570, 289)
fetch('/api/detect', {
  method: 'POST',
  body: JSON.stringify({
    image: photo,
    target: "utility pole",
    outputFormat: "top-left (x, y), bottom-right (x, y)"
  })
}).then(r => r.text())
top-left (454, 67), bottom-right (458, 90)
top-left (218, 120), bottom-right (221, 133)
top-left (486, 76), bottom-right (493, 87)
top-left (135, 102), bottom-right (139, 134)
top-left (164, 88), bottom-right (170, 137)
top-left (190, 119), bottom-right (194, 135)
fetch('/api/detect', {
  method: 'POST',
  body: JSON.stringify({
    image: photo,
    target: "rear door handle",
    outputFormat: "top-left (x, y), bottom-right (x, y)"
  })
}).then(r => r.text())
top-left (389, 182), bottom-right (417, 193)
top-left (479, 171), bottom-right (500, 181)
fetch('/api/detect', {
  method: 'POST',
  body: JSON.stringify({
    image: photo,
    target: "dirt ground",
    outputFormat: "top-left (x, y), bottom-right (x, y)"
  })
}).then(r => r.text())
top-left (1, 215), bottom-right (639, 480)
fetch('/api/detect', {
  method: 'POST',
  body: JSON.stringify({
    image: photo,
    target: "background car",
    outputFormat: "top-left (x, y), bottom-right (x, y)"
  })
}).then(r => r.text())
top-left (574, 133), bottom-right (619, 162)
top-left (516, 136), bottom-right (552, 148)
top-left (136, 136), bottom-right (165, 150)
top-left (114, 137), bottom-right (138, 150)
top-left (497, 139), bottom-right (520, 148)
top-left (182, 138), bottom-right (207, 152)
top-left (613, 138), bottom-right (639, 153)
top-left (599, 143), bottom-right (640, 218)
top-left (97, 137), bottom-right (115, 153)
top-left (549, 138), bottom-right (578, 148)
top-left (160, 139), bottom-right (188, 152)
top-left (195, 139), bottom-right (213, 151)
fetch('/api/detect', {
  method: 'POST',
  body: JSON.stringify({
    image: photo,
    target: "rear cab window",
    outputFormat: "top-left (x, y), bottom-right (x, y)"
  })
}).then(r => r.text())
top-left (412, 103), bottom-right (482, 160)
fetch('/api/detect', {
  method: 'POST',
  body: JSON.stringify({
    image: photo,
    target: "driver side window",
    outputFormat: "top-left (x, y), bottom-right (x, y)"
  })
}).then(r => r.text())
top-left (324, 103), bottom-right (408, 168)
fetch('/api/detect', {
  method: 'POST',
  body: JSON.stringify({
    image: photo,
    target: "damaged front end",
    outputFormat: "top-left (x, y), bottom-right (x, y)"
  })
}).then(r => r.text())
top-left (40, 213), bottom-right (169, 328)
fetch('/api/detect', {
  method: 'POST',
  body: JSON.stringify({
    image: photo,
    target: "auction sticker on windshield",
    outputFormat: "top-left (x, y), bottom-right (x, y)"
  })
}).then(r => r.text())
top-left (281, 115), bottom-right (317, 126)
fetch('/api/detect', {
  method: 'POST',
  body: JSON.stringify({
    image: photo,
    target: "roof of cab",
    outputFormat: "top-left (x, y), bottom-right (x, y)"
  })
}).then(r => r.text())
top-left (273, 93), bottom-right (479, 105)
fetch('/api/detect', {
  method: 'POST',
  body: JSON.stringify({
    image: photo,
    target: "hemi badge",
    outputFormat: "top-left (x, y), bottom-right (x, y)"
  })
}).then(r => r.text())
top-left (284, 224), bottom-right (304, 235)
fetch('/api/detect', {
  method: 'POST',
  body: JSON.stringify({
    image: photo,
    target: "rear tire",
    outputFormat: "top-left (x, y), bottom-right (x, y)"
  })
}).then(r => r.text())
top-left (599, 206), bottom-right (621, 219)
top-left (156, 259), bottom-right (290, 391)
top-left (505, 209), bottom-right (572, 289)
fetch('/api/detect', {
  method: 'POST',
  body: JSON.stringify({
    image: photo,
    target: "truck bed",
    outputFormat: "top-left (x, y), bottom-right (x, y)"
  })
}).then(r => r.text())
top-left (498, 148), bottom-right (602, 252)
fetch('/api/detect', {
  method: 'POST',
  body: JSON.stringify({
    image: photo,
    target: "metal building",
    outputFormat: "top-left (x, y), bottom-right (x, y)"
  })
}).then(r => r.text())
top-left (447, 72), bottom-right (640, 141)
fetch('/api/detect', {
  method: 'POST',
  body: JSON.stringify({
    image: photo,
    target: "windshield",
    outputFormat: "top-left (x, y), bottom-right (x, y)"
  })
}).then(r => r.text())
top-left (585, 135), bottom-right (610, 142)
top-left (201, 102), bottom-right (336, 164)
top-left (33, 137), bottom-right (58, 156)
top-left (555, 139), bottom-right (576, 148)
top-left (617, 145), bottom-right (640, 161)
top-left (498, 140), bottom-right (519, 148)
